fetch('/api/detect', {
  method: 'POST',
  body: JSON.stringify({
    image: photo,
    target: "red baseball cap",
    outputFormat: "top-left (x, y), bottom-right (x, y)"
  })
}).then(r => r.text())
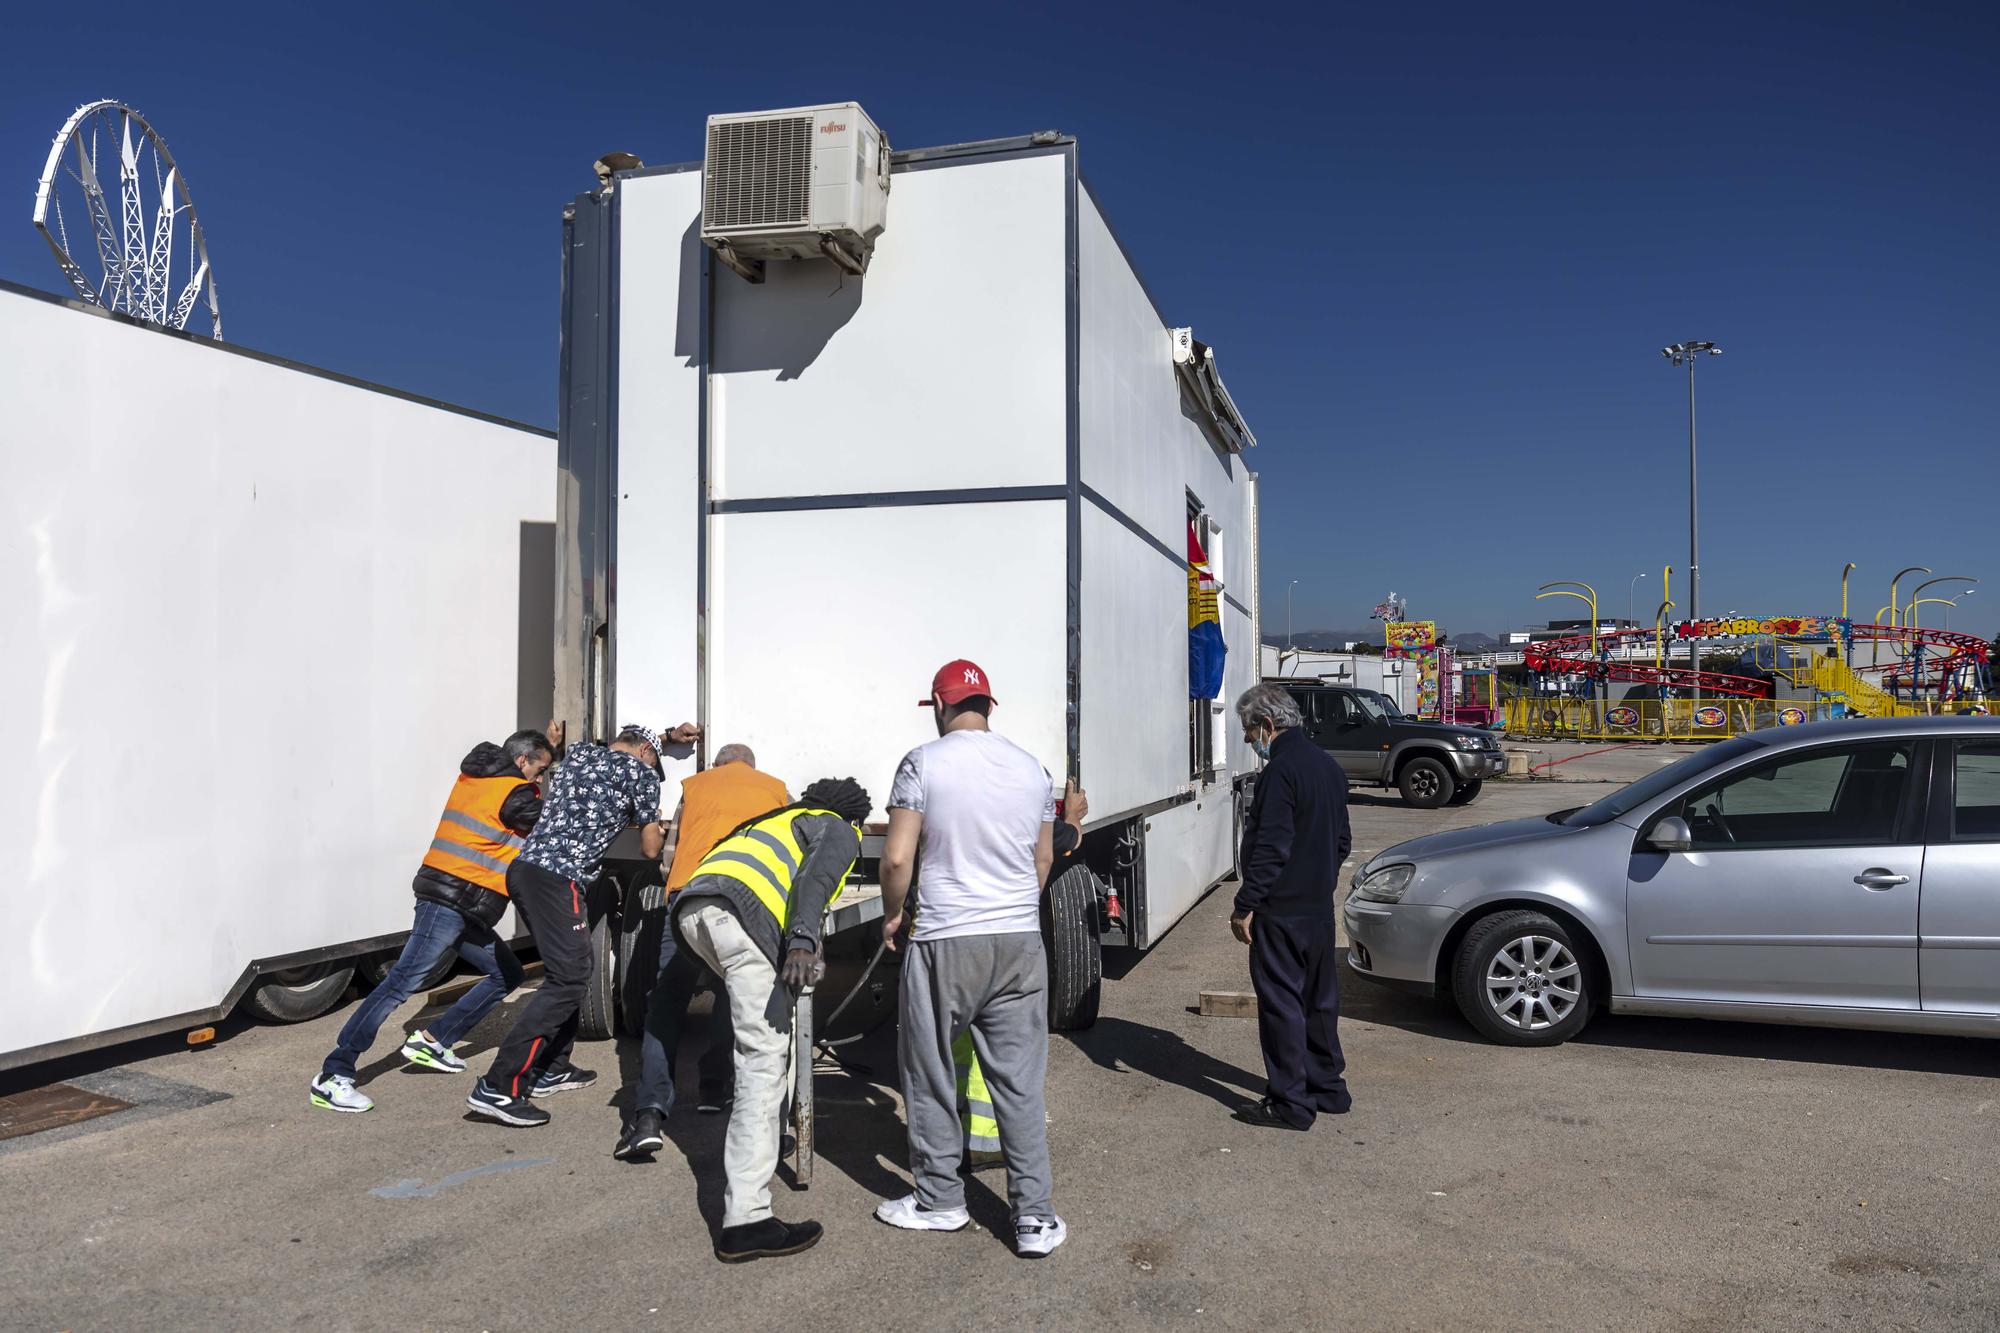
top-left (920, 659), bottom-right (996, 707)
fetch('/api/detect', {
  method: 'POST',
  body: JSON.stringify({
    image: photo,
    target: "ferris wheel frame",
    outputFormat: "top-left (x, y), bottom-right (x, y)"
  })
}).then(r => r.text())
top-left (31, 98), bottom-right (222, 340)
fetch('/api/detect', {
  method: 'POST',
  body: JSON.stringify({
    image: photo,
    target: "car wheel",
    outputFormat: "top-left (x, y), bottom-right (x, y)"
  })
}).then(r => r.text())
top-left (1446, 778), bottom-right (1484, 806)
top-left (1397, 755), bottom-right (1456, 809)
top-left (1451, 910), bottom-right (1593, 1046)
top-left (241, 960), bottom-right (357, 1024)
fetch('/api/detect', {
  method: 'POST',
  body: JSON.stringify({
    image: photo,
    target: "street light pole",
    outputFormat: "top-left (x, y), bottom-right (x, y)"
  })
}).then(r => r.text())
top-left (1286, 579), bottom-right (1299, 652)
top-left (1628, 572), bottom-right (1646, 637)
top-left (1841, 562), bottom-right (1856, 622)
top-left (1663, 342), bottom-right (1721, 689)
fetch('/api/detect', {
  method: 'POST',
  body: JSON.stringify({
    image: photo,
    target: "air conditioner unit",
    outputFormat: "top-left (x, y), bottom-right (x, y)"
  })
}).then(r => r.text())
top-left (701, 102), bottom-right (891, 282)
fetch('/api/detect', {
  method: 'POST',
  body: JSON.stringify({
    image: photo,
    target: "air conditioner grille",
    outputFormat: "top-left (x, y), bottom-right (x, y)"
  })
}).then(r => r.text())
top-left (705, 116), bottom-right (813, 229)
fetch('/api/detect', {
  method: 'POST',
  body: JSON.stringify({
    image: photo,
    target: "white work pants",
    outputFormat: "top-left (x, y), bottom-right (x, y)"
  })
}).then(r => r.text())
top-left (677, 903), bottom-right (792, 1228)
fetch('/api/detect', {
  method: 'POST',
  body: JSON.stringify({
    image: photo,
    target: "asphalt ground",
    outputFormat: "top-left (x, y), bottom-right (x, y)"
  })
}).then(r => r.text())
top-left (6, 748), bottom-right (1998, 1331)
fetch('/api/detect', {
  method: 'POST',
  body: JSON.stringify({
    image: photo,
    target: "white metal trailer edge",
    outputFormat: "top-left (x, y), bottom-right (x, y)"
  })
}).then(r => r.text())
top-left (1, 279), bottom-right (556, 1072)
top-left (553, 132), bottom-right (1261, 1037)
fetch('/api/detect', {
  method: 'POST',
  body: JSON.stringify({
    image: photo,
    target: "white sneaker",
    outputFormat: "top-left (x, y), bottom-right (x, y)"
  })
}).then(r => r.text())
top-left (1015, 1215), bottom-right (1067, 1257)
top-left (873, 1193), bottom-right (970, 1231)
top-left (400, 1031), bottom-right (466, 1072)
top-left (309, 1074), bottom-right (374, 1113)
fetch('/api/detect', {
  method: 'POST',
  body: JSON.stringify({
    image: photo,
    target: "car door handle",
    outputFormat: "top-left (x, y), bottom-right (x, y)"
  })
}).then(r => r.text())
top-left (1853, 869), bottom-right (1910, 890)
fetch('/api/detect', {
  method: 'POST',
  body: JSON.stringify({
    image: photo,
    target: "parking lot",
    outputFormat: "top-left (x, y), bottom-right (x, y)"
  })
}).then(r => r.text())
top-left (6, 748), bottom-right (1998, 1331)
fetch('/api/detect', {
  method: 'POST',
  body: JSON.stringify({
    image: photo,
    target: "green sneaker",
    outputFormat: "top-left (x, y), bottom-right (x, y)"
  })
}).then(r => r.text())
top-left (309, 1074), bottom-right (374, 1113)
top-left (400, 1032), bottom-right (466, 1072)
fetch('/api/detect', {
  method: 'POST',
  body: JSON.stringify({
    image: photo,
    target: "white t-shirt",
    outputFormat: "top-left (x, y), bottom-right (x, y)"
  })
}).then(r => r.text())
top-left (889, 729), bottom-right (1058, 941)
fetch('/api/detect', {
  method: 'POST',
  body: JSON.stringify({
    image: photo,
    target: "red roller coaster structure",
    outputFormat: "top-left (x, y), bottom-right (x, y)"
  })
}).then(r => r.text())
top-left (1524, 619), bottom-right (1992, 701)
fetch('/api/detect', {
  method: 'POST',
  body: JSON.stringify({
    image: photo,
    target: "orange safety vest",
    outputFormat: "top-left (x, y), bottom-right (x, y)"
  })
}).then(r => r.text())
top-left (666, 763), bottom-right (791, 891)
top-left (419, 774), bottom-right (528, 895)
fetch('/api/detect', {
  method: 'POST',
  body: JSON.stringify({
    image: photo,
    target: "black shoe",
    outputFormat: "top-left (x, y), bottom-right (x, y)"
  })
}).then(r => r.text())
top-left (1315, 1091), bottom-right (1354, 1115)
top-left (697, 1090), bottom-right (731, 1115)
top-left (714, 1217), bottom-right (823, 1263)
top-left (1233, 1097), bottom-right (1310, 1131)
top-left (614, 1109), bottom-right (666, 1160)
top-left (529, 1065), bottom-right (598, 1099)
top-left (467, 1077), bottom-right (551, 1127)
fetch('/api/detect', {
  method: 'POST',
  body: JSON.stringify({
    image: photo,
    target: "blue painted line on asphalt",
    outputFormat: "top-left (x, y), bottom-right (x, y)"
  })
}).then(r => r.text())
top-left (371, 1157), bottom-right (554, 1198)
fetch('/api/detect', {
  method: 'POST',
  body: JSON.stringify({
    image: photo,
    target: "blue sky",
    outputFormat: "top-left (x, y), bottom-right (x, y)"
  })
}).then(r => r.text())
top-left (5, 1), bottom-right (1994, 639)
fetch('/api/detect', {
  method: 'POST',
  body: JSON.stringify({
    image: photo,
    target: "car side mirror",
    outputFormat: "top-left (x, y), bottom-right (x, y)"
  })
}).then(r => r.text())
top-left (1645, 816), bottom-right (1692, 854)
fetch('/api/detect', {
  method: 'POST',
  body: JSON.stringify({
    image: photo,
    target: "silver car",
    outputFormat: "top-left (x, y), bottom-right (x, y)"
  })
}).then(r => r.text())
top-left (1344, 717), bottom-right (2000, 1046)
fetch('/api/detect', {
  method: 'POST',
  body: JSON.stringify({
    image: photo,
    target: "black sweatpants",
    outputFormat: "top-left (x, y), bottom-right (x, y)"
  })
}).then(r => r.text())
top-left (486, 860), bottom-right (591, 1099)
top-left (1247, 913), bottom-right (1351, 1128)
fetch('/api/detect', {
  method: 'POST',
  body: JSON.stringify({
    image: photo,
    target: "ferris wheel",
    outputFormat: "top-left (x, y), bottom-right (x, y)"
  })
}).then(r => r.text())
top-left (31, 99), bottom-right (222, 339)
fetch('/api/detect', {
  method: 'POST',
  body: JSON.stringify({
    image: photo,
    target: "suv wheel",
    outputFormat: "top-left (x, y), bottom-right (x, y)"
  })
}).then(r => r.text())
top-left (1397, 755), bottom-right (1456, 808)
top-left (1451, 910), bottom-right (1593, 1046)
top-left (1446, 778), bottom-right (1483, 806)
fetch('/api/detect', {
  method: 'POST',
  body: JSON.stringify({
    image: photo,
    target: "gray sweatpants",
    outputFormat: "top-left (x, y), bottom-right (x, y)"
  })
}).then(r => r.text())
top-left (898, 932), bottom-right (1054, 1222)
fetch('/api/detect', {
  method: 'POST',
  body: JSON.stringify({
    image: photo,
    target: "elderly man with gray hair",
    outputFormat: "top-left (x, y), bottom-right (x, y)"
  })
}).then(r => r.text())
top-left (1230, 683), bottom-right (1354, 1131)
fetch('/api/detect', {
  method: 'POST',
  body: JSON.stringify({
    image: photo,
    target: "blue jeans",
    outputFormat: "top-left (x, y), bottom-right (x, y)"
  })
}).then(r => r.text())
top-left (634, 906), bottom-right (734, 1116)
top-left (321, 898), bottom-right (524, 1081)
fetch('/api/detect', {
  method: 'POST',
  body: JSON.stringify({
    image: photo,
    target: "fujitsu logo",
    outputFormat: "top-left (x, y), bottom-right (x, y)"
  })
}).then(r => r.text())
top-left (820, 121), bottom-right (847, 134)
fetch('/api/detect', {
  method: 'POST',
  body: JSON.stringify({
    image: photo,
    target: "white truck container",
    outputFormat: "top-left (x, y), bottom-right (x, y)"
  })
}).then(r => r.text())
top-left (0, 279), bottom-right (555, 1071)
top-left (555, 125), bottom-right (1261, 1034)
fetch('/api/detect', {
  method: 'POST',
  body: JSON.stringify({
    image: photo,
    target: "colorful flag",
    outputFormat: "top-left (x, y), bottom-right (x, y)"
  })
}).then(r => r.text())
top-left (1188, 521), bottom-right (1227, 699)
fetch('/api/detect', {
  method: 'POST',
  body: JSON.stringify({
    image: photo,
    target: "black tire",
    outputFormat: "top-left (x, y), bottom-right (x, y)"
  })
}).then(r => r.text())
top-left (240, 960), bottom-right (357, 1024)
top-left (1397, 755), bottom-right (1457, 809)
top-left (1446, 778), bottom-right (1484, 807)
top-left (619, 881), bottom-right (666, 1035)
top-left (1450, 909), bottom-right (1594, 1047)
top-left (578, 881), bottom-right (621, 1041)
top-left (358, 943), bottom-right (458, 992)
top-left (1041, 863), bottom-right (1103, 1031)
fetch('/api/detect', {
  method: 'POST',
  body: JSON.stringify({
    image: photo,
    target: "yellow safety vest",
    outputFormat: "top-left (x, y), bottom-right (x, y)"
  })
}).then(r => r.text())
top-left (690, 807), bottom-right (856, 932)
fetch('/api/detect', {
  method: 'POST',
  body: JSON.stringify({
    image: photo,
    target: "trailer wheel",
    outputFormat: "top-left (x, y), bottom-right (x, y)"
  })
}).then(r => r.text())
top-left (619, 882), bottom-right (666, 1036)
top-left (578, 882), bottom-right (621, 1041)
top-left (241, 960), bottom-right (356, 1024)
top-left (1042, 864), bottom-right (1103, 1032)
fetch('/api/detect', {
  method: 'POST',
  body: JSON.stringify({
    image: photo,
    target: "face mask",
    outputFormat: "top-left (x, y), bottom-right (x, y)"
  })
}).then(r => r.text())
top-left (1251, 730), bottom-right (1272, 761)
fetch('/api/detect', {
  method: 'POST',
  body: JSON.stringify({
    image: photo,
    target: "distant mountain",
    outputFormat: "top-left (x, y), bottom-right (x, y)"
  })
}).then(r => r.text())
top-left (1259, 628), bottom-right (1500, 653)
top-left (1260, 628), bottom-right (1392, 652)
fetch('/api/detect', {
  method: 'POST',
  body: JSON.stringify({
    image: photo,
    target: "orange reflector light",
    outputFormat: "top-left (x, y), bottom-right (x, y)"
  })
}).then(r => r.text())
top-left (186, 1027), bottom-right (216, 1045)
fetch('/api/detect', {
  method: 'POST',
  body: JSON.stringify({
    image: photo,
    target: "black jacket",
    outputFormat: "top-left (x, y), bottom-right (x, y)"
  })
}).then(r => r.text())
top-left (672, 810), bottom-right (862, 969)
top-left (413, 742), bottom-right (543, 928)
top-left (1234, 727), bottom-right (1352, 920)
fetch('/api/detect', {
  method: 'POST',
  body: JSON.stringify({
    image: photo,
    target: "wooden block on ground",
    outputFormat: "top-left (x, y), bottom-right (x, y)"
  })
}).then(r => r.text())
top-left (428, 959), bottom-right (543, 1007)
top-left (1199, 990), bottom-right (1258, 1018)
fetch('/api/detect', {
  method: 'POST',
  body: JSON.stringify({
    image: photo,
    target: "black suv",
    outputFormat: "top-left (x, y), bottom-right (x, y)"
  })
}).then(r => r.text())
top-left (1278, 682), bottom-right (1505, 809)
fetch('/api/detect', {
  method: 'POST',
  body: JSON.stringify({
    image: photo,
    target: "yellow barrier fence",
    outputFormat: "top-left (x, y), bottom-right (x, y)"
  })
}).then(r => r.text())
top-left (1506, 694), bottom-right (1991, 741)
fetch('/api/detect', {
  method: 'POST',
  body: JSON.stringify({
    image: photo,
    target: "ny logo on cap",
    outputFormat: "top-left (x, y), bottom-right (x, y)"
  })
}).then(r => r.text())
top-left (964, 668), bottom-right (982, 685)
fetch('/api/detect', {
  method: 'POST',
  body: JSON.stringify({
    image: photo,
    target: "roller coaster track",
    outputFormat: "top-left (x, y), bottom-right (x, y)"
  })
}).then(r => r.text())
top-left (1526, 622), bottom-right (1992, 702)
top-left (1523, 628), bottom-right (1773, 697)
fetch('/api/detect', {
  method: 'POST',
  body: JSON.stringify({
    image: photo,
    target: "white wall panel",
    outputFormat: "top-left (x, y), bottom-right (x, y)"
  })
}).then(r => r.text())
top-left (613, 171), bottom-right (705, 778)
top-left (1141, 791), bottom-right (1238, 946)
top-left (1076, 189), bottom-right (1263, 796)
top-left (1, 288), bottom-right (552, 1060)
top-left (711, 154), bottom-right (1067, 499)
top-left (1077, 505), bottom-right (1185, 818)
top-left (707, 502), bottom-right (1068, 820)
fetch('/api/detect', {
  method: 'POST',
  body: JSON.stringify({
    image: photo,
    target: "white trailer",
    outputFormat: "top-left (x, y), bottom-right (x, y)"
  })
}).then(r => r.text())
top-left (553, 118), bottom-right (1262, 1035)
top-left (0, 279), bottom-right (555, 1071)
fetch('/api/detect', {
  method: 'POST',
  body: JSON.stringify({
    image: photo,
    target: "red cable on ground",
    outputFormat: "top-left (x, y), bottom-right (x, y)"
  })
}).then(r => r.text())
top-left (1528, 743), bottom-right (1645, 773)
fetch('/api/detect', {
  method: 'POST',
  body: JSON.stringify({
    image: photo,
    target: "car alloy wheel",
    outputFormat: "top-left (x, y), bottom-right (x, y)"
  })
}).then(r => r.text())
top-left (1483, 935), bottom-right (1581, 1032)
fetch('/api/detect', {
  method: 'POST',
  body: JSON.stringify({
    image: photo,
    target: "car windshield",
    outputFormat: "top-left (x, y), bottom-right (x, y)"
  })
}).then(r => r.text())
top-left (1559, 734), bottom-right (1767, 827)
top-left (1355, 691), bottom-right (1397, 722)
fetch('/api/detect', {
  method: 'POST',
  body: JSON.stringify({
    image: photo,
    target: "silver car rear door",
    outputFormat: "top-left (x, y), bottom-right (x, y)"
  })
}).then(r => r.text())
top-left (1626, 738), bottom-right (1923, 1009)
top-left (1918, 738), bottom-right (2000, 1014)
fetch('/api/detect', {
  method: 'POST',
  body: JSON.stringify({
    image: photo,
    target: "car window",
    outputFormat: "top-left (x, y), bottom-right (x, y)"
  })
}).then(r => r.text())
top-left (1562, 734), bottom-right (1764, 827)
top-left (1669, 741), bottom-right (1913, 850)
top-left (1952, 742), bottom-right (2000, 841)
top-left (1353, 691), bottom-right (1392, 722)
